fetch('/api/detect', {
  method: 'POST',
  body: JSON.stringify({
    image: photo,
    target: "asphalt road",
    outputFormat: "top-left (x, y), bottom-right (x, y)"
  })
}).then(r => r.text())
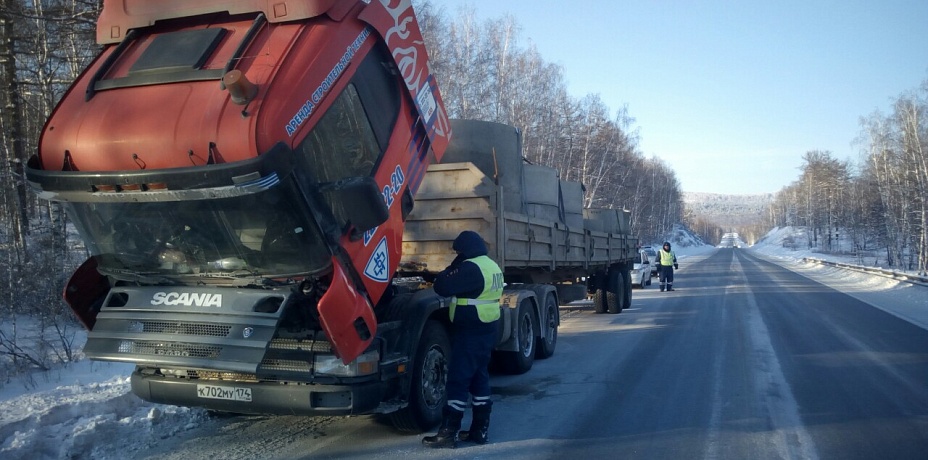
top-left (146, 248), bottom-right (928, 460)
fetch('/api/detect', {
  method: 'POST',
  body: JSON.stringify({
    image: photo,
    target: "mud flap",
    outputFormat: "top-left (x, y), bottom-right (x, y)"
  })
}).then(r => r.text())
top-left (317, 261), bottom-right (377, 364)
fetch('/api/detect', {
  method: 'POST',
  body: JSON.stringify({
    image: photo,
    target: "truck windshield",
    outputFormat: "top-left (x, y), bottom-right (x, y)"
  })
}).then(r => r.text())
top-left (66, 185), bottom-right (331, 282)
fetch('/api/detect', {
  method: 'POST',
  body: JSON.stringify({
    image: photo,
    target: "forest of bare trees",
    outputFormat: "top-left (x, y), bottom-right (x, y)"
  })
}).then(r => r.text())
top-left (1, 0), bottom-right (101, 379)
top-left (413, 1), bottom-right (684, 240)
top-left (765, 82), bottom-right (928, 275)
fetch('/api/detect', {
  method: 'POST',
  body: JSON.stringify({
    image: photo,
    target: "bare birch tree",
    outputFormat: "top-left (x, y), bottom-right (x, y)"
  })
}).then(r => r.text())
top-left (415, 0), bottom-right (683, 243)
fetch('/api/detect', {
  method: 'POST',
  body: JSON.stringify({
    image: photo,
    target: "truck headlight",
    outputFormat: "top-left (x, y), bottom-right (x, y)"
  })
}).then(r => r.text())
top-left (314, 350), bottom-right (379, 377)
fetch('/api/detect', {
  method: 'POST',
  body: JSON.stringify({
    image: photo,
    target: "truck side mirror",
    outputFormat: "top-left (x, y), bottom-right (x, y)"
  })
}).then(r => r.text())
top-left (320, 176), bottom-right (389, 238)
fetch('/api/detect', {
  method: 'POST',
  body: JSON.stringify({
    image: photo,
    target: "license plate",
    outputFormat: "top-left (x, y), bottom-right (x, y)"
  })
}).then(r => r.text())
top-left (196, 384), bottom-right (252, 402)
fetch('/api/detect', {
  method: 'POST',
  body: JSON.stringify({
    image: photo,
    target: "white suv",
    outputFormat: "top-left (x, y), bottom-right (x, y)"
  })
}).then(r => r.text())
top-left (630, 249), bottom-right (653, 288)
top-left (640, 246), bottom-right (659, 277)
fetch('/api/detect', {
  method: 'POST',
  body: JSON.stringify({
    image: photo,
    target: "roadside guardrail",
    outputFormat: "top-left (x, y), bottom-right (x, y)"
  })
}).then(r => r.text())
top-left (801, 258), bottom-right (928, 287)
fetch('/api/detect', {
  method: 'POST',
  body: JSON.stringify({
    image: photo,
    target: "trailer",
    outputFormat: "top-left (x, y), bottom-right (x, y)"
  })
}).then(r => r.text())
top-left (403, 118), bottom-right (638, 312)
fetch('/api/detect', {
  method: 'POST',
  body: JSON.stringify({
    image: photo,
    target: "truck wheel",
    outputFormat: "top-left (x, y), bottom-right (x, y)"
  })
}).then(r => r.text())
top-left (622, 270), bottom-right (633, 308)
top-left (496, 301), bottom-right (535, 374)
top-left (606, 267), bottom-right (624, 314)
top-left (389, 320), bottom-right (449, 432)
top-left (535, 292), bottom-right (558, 359)
top-left (592, 289), bottom-right (607, 314)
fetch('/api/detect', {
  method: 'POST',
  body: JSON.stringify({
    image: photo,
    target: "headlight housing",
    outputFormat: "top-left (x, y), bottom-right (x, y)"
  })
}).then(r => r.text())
top-left (314, 350), bottom-right (379, 377)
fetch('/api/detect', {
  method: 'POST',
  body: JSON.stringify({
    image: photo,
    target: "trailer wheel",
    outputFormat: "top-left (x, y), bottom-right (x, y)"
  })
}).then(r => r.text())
top-left (592, 289), bottom-right (607, 314)
top-left (622, 270), bottom-right (633, 308)
top-left (535, 291), bottom-right (558, 359)
top-left (606, 267), bottom-right (625, 314)
top-left (495, 301), bottom-right (536, 374)
top-left (389, 320), bottom-right (449, 432)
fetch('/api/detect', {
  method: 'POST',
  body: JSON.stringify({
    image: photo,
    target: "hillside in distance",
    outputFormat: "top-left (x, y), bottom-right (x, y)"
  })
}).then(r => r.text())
top-left (683, 192), bottom-right (773, 228)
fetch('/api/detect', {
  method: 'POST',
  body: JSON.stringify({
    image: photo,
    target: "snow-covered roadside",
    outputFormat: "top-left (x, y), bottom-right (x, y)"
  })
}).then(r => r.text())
top-left (0, 357), bottom-right (207, 460)
top-left (2, 226), bottom-right (925, 460)
top-left (751, 226), bottom-right (928, 331)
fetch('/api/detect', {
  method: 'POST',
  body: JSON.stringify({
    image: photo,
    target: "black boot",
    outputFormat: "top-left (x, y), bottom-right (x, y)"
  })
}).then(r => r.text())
top-left (458, 406), bottom-right (491, 444)
top-left (667, 284), bottom-right (673, 291)
top-left (422, 407), bottom-right (463, 448)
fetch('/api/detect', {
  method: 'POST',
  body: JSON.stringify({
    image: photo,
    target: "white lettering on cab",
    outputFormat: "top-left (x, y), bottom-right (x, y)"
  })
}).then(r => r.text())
top-left (151, 292), bottom-right (222, 307)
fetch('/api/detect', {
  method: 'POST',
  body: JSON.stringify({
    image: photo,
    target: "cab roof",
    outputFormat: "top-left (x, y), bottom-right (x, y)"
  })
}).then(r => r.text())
top-left (97, 0), bottom-right (339, 44)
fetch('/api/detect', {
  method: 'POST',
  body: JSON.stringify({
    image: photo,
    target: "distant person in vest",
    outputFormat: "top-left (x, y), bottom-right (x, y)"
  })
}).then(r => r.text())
top-left (657, 241), bottom-right (678, 292)
top-left (422, 230), bottom-right (503, 449)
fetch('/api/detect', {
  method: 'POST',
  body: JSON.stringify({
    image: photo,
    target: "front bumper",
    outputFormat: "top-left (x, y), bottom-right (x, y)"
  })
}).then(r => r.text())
top-left (131, 369), bottom-right (388, 416)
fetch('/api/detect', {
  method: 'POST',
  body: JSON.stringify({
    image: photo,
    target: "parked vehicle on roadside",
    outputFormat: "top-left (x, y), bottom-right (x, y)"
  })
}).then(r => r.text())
top-left (641, 246), bottom-right (659, 277)
top-left (630, 250), bottom-right (652, 288)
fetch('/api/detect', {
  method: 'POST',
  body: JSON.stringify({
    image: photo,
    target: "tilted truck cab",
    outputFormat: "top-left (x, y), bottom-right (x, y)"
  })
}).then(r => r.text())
top-left (28, 0), bottom-right (637, 433)
top-left (28, 0), bottom-right (456, 429)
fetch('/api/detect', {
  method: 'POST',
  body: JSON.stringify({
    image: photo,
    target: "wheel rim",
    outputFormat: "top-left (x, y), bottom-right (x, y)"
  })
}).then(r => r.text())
top-left (420, 344), bottom-right (447, 409)
top-left (545, 303), bottom-right (557, 340)
top-left (520, 312), bottom-right (534, 357)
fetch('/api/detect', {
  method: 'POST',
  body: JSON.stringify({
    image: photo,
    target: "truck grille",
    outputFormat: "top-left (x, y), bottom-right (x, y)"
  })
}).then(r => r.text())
top-left (260, 358), bottom-right (312, 373)
top-left (134, 320), bottom-right (230, 337)
top-left (269, 338), bottom-right (331, 352)
top-left (191, 370), bottom-right (259, 382)
top-left (123, 341), bottom-right (222, 359)
top-left (169, 361), bottom-right (314, 382)
top-left (85, 286), bottom-right (297, 375)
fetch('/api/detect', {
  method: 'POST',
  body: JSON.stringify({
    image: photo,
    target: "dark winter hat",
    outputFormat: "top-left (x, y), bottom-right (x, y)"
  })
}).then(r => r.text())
top-left (452, 230), bottom-right (488, 258)
top-left (663, 242), bottom-right (671, 248)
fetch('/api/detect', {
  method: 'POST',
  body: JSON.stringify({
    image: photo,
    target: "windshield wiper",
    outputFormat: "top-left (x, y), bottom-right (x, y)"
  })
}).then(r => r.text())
top-left (180, 269), bottom-right (291, 288)
top-left (96, 267), bottom-right (178, 285)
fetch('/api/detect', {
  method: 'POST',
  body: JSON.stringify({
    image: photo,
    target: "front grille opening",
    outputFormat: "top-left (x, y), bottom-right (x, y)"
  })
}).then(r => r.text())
top-left (260, 358), bottom-right (312, 373)
top-left (130, 341), bottom-right (221, 358)
top-left (192, 370), bottom-right (259, 382)
top-left (269, 338), bottom-right (331, 352)
top-left (135, 320), bottom-right (230, 337)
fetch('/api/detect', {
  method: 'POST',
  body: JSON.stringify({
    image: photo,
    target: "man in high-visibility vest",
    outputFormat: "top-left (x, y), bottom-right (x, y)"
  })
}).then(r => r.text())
top-left (657, 241), bottom-right (679, 291)
top-left (423, 230), bottom-right (503, 448)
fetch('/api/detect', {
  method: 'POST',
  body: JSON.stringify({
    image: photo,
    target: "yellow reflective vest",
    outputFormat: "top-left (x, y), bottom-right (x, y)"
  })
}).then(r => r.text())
top-left (659, 249), bottom-right (676, 266)
top-left (450, 255), bottom-right (503, 323)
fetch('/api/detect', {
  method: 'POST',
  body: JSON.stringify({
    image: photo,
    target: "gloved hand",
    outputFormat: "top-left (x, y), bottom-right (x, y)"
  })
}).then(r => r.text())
top-left (674, 263), bottom-right (678, 269)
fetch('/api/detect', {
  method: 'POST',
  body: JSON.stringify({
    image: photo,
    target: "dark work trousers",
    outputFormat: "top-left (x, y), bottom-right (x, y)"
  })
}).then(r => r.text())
top-left (659, 265), bottom-right (675, 285)
top-left (446, 305), bottom-right (498, 414)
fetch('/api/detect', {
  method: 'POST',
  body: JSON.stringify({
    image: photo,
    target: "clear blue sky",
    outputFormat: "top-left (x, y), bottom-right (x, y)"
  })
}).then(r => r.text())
top-left (437, 1), bottom-right (928, 195)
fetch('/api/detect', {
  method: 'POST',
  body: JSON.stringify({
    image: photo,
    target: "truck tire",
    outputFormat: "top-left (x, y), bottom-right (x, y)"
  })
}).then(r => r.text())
top-left (389, 320), bottom-right (450, 432)
top-left (622, 269), bottom-right (633, 308)
top-left (535, 291), bottom-right (558, 359)
top-left (592, 289), bottom-right (607, 314)
top-left (606, 267), bottom-right (624, 314)
top-left (495, 301), bottom-right (535, 374)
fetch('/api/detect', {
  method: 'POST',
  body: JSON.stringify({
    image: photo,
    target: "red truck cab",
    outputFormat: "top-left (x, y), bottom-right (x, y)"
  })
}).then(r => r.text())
top-left (27, 0), bottom-right (452, 429)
